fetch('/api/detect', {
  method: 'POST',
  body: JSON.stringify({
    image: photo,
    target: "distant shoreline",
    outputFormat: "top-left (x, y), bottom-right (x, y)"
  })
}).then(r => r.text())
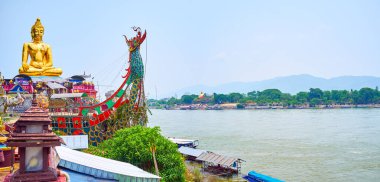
top-left (149, 87), bottom-right (380, 111)
top-left (150, 103), bottom-right (380, 110)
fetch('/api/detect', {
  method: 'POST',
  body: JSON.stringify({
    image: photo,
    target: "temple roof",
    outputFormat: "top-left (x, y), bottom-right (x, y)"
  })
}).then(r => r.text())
top-left (46, 82), bottom-right (66, 89)
top-left (13, 74), bottom-right (32, 81)
top-left (30, 76), bottom-right (66, 83)
top-left (50, 93), bottom-right (88, 99)
top-left (6, 104), bottom-right (61, 147)
top-left (196, 152), bottom-right (244, 167)
top-left (15, 105), bottom-right (51, 124)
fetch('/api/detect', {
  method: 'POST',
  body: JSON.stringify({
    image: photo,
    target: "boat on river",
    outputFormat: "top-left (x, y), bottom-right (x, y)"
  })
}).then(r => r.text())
top-left (168, 137), bottom-right (199, 148)
top-left (243, 170), bottom-right (284, 182)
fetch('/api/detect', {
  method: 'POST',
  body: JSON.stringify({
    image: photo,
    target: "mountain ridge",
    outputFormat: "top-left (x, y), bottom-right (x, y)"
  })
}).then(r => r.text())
top-left (165, 74), bottom-right (380, 98)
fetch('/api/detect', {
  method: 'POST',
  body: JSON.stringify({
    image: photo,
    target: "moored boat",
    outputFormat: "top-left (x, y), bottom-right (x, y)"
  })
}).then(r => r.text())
top-left (168, 137), bottom-right (199, 148)
top-left (243, 170), bottom-right (284, 182)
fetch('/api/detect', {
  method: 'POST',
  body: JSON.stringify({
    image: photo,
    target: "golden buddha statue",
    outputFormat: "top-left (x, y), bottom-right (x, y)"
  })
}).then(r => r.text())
top-left (19, 18), bottom-right (62, 76)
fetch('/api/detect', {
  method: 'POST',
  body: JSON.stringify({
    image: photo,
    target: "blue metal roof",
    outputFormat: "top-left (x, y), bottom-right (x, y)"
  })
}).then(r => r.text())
top-left (59, 168), bottom-right (117, 182)
top-left (178, 146), bottom-right (206, 158)
top-left (55, 146), bottom-right (160, 181)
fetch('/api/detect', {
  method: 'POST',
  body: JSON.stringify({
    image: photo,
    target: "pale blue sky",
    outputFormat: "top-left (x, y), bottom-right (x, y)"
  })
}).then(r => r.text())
top-left (1, 0), bottom-right (379, 98)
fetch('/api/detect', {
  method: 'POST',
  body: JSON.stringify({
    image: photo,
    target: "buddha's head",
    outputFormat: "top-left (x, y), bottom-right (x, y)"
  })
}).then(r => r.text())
top-left (31, 18), bottom-right (44, 42)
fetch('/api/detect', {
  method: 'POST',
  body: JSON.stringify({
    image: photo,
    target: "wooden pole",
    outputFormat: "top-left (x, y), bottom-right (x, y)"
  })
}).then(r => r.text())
top-left (151, 145), bottom-right (159, 176)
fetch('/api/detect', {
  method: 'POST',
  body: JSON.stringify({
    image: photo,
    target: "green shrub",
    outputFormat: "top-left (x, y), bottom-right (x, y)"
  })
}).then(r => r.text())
top-left (193, 168), bottom-right (203, 182)
top-left (85, 126), bottom-right (186, 182)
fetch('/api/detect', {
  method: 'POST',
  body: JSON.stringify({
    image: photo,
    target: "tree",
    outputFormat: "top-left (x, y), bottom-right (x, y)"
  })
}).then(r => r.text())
top-left (181, 95), bottom-right (196, 104)
top-left (331, 90), bottom-right (340, 104)
top-left (280, 93), bottom-right (295, 106)
top-left (309, 88), bottom-right (323, 101)
top-left (310, 98), bottom-right (321, 107)
top-left (322, 91), bottom-right (332, 105)
top-left (228, 93), bottom-right (244, 103)
top-left (375, 87), bottom-right (380, 103)
top-left (296, 92), bottom-right (308, 104)
top-left (339, 90), bottom-right (350, 104)
top-left (351, 90), bottom-right (360, 104)
top-left (238, 97), bottom-right (254, 104)
top-left (213, 93), bottom-right (228, 104)
top-left (247, 91), bottom-right (258, 100)
top-left (358, 87), bottom-right (376, 104)
top-left (256, 89), bottom-right (283, 104)
top-left (167, 97), bottom-right (179, 105)
top-left (85, 126), bottom-right (186, 182)
top-left (331, 90), bottom-right (350, 104)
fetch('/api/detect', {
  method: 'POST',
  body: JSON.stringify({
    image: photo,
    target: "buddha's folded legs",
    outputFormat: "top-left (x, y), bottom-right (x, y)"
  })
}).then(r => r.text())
top-left (18, 66), bottom-right (62, 76)
top-left (19, 66), bottom-right (44, 76)
top-left (42, 67), bottom-right (62, 76)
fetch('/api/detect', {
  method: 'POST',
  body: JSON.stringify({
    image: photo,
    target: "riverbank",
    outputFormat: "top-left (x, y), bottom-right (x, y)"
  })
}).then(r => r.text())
top-left (151, 103), bottom-right (380, 110)
top-left (185, 161), bottom-right (246, 182)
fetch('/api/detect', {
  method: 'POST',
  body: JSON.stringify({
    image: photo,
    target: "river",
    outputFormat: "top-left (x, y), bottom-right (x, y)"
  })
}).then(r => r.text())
top-left (148, 109), bottom-right (380, 182)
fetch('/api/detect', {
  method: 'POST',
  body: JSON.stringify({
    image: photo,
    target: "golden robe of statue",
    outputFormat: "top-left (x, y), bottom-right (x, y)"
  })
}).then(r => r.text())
top-left (19, 18), bottom-right (62, 76)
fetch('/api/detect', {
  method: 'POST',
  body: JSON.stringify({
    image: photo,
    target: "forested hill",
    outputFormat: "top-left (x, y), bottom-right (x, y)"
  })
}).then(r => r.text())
top-left (171, 74), bottom-right (380, 97)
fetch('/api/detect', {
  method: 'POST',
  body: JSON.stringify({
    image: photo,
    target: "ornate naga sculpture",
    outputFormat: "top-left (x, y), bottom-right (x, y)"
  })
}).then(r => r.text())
top-left (52, 27), bottom-right (148, 146)
top-left (18, 18), bottom-right (62, 76)
top-left (85, 27), bottom-right (148, 145)
top-left (122, 27), bottom-right (148, 125)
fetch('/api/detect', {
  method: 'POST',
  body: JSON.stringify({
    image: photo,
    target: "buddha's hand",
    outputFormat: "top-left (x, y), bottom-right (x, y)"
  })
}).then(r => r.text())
top-left (32, 62), bottom-right (42, 69)
top-left (22, 63), bottom-right (30, 71)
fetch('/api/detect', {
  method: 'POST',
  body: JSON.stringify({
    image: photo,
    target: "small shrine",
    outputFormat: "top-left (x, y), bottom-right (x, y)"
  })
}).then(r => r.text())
top-left (5, 98), bottom-right (61, 181)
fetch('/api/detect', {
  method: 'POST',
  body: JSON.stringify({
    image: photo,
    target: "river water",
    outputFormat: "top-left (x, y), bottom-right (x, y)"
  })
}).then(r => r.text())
top-left (148, 109), bottom-right (380, 182)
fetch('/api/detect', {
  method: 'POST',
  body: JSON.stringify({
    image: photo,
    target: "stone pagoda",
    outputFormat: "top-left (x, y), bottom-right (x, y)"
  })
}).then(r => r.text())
top-left (6, 98), bottom-right (61, 181)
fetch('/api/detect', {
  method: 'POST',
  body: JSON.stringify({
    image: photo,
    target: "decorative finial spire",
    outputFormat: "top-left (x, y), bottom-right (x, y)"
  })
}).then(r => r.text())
top-left (31, 18), bottom-right (45, 40)
top-left (32, 90), bottom-right (38, 107)
top-left (0, 72), bottom-right (3, 84)
top-left (0, 72), bottom-right (4, 96)
top-left (32, 18), bottom-right (44, 30)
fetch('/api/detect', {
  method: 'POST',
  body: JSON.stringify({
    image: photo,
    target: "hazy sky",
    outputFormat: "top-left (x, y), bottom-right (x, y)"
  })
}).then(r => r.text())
top-left (1, 0), bottom-right (379, 98)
